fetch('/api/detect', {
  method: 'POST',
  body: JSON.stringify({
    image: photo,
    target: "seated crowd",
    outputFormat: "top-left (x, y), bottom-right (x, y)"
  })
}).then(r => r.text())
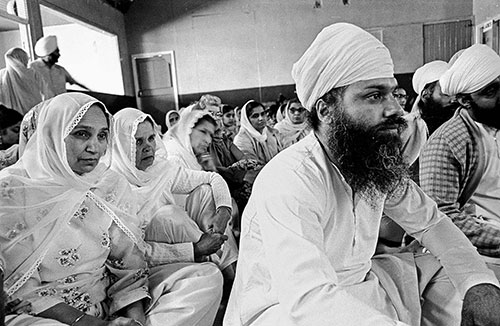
top-left (1, 22), bottom-right (500, 326)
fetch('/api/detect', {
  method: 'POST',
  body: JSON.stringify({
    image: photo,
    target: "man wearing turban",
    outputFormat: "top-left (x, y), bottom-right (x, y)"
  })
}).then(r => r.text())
top-left (224, 23), bottom-right (500, 326)
top-left (411, 60), bottom-right (459, 135)
top-left (420, 44), bottom-right (500, 283)
top-left (29, 35), bottom-right (90, 98)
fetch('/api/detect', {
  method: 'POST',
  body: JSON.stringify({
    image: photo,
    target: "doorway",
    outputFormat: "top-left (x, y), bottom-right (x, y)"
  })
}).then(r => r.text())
top-left (131, 51), bottom-right (179, 132)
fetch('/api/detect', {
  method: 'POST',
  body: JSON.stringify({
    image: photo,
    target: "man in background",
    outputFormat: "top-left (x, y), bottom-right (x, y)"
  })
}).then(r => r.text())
top-left (412, 60), bottom-right (458, 135)
top-left (29, 35), bottom-right (90, 98)
top-left (420, 44), bottom-right (500, 279)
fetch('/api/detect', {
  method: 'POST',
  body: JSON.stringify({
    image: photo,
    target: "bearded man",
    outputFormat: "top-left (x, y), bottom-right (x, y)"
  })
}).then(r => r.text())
top-left (420, 44), bottom-right (500, 280)
top-left (223, 23), bottom-right (500, 326)
top-left (412, 60), bottom-right (459, 136)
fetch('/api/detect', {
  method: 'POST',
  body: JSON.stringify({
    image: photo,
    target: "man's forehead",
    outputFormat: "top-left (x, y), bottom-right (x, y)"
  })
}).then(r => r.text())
top-left (347, 77), bottom-right (398, 91)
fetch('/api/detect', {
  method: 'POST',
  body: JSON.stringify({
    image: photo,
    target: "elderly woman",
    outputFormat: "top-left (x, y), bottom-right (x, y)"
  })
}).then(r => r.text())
top-left (274, 98), bottom-right (311, 148)
top-left (0, 47), bottom-right (49, 115)
top-left (112, 108), bottom-right (236, 271)
top-left (0, 105), bottom-right (23, 170)
top-left (0, 93), bottom-right (222, 326)
top-left (233, 100), bottom-right (282, 182)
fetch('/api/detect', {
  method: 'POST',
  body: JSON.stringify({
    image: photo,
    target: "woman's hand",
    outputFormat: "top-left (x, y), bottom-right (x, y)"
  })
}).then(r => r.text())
top-left (209, 206), bottom-right (232, 234)
top-left (123, 301), bottom-right (146, 326)
top-left (194, 232), bottom-right (228, 259)
top-left (229, 158), bottom-right (261, 170)
top-left (5, 298), bottom-right (32, 315)
top-left (107, 317), bottom-right (143, 326)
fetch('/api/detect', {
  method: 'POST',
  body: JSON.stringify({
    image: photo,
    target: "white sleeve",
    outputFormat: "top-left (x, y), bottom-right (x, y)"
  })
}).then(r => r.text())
top-left (384, 180), bottom-right (499, 298)
top-left (170, 165), bottom-right (232, 209)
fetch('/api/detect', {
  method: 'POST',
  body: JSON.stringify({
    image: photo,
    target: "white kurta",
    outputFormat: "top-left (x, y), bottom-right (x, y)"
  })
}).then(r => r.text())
top-left (224, 133), bottom-right (498, 326)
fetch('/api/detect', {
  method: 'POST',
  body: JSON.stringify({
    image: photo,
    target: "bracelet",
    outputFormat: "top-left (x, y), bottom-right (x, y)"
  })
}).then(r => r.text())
top-left (133, 320), bottom-right (144, 326)
top-left (70, 312), bottom-right (86, 326)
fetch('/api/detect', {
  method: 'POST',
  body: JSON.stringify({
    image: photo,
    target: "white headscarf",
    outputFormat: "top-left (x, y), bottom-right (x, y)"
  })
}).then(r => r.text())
top-left (163, 107), bottom-right (213, 170)
top-left (274, 99), bottom-right (310, 148)
top-left (0, 47), bottom-right (47, 115)
top-left (0, 93), bottom-right (141, 296)
top-left (292, 22), bottom-right (394, 111)
top-left (165, 110), bottom-right (180, 130)
top-left (112, 108), bottom-right (177, 216)
top-left (238, 100), bottom-right (270, 143)
top-left (412, 60), bottom-right (448, 96)
top-left (440, 44), bottom-right (500, 96)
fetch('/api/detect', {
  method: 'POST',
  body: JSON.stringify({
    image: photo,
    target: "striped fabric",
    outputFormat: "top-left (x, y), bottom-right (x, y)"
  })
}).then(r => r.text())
top-left (420, 109), bottom-right (500, 256)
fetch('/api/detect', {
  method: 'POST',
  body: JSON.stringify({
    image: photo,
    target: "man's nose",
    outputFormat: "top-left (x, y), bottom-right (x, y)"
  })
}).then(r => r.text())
top-left (385, 96), bottom-right (405, 117)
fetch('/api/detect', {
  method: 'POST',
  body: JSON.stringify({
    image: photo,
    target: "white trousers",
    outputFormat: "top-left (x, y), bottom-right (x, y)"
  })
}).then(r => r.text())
top-left (6, 262), bottom-right (223, 326)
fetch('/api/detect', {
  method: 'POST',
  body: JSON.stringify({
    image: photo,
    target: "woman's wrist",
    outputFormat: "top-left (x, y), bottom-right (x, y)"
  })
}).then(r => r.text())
top-left (133, 320), bottom-right (144, 326)
top-left (70, 312), bottom-right (86, 326)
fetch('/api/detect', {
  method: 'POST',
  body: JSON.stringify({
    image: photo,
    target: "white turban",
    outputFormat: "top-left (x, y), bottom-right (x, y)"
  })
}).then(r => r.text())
top-left (292, 22), bottom-right (394, 111)
top-left (35, 35), bottom-right (58, 57)
top-left (440, 44), bottom-right (500, 96)
top-left (412, 60), bottom-right (448, 96)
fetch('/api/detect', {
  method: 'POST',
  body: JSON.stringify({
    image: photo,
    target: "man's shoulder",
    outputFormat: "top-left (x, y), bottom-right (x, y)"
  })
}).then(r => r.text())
top-left (29, 59), bottom-right (45, 69)
top-left (257, 133), bottom-right (326, 184)
top-left (427, 111), bottom-right (470, 145)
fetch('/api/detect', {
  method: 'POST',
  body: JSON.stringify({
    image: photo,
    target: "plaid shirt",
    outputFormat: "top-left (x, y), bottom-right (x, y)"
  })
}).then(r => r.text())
top-left (420, 108), bottom-right (500, 257)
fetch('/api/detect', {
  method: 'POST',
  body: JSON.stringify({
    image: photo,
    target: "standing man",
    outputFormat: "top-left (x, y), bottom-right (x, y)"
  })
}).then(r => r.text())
top-left (29, 35), bottom-right (90, 98)
top-left (224, 23), bottom-right (500, 326)
top-left (420, 44), bottom-right (500, 278)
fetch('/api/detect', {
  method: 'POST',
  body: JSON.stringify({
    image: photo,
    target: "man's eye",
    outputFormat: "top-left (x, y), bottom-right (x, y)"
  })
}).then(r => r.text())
top-left (367, 93), bottom-right (381, 100)
top-left (136, 139), bottom-right (143, 146)
top-left (148, 136), bottom-right (155, 142)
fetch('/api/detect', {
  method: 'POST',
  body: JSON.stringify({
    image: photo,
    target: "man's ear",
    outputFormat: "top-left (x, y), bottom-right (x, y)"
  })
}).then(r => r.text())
top-left (456, 94), bottom-right (471, 108)
top-left (421, 87), bottom-right (432, 102)
top-left (315, 99), bottom-right (333, 123)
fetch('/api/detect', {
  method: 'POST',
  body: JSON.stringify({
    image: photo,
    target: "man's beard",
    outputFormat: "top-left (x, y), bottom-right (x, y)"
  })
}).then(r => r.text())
top-left (419, 97), bottom-right (459, 135)
top-left (468, 100), bottom-right (500, 130)
top-left (326, 108), bottom-right (410, 205)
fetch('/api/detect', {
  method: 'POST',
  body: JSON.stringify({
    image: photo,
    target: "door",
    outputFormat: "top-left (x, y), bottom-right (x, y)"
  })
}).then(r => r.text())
top-left (423, 20), bottom-right (472, 63)
top-left (132, 51), bottom-right (179, 132)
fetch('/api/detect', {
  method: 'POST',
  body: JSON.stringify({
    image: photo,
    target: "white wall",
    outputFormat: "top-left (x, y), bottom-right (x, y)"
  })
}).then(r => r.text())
top-left (474, 0), bottom-right (500, 25)
top-left (125, 0), bottom-right (472, 96)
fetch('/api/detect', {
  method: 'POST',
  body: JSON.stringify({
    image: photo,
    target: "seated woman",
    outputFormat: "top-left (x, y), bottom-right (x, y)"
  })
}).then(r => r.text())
top-left (210, 120), bottom-right (259, 218)
top-left (233, 100), bottom-right (283, 183)
top-left (162, 108), bottom-right (239, 261)
top-left (0, 105), bottom-right (23, 171)
top-left (111, 108), bottom-right (237, 270)
top-left (0, 93), bottom-right (222, 326)
top-left (164, 110), bottom-right (179, 132)
top-left (274, 98), bottom-right (311, 148)
top-left (220, 105), bottom-right (238, 141)
top-left (0, 47), bottom-right (48, 115)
